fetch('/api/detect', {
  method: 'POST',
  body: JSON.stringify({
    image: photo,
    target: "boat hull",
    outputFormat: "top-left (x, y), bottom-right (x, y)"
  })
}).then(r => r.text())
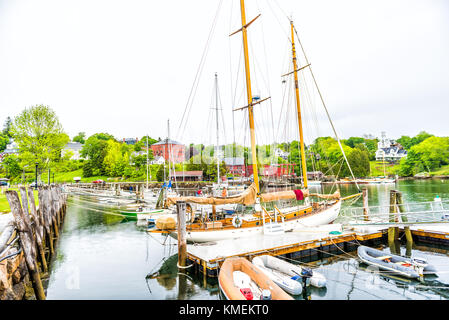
top-left (171, 201), bottom-right (341, 243)
top-left (255, 255), bottom-right (326, 288)
top-left (357, 246), bottom-right (436, 279)
top-left (218, 257), bottom-right (293, 300)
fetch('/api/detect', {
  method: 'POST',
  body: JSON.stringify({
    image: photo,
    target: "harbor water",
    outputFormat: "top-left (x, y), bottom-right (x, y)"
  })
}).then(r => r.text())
top-left (43, 179), bottom-right (449, 300)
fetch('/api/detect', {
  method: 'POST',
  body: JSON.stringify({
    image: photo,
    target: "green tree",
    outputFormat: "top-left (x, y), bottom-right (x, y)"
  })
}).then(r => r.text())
top-left (398, 136), bottom-right (449, 176)
top-left (344, 148), bottom-right (370, 177)
top-left (103, 140), bottom-right (130, 177)
top-left (73, 132), bottom-right (86, 144)
top-left (2, 117), bottom-right (12, 138)
top-left (397, 135), bottom-right (412, 150)
top-left (1, 154), bottom-right (22, 179)
top-left (11, 105), bottom-right (69, 170)
top-left (81, 133), bottom-right (115, 177)
top-left (344, 137), bottom-right (365, 148)
top-left (0, 134), bottom-right (9, 152)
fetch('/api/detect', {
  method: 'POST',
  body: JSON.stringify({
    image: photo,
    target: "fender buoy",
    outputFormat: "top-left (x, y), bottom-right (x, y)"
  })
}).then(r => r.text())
top-left (232, 216), bottom-right (242, 228)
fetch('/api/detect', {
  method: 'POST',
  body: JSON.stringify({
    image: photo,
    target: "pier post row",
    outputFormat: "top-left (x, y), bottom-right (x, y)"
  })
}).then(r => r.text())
top-left (0, 186), bottom-right (67, 300)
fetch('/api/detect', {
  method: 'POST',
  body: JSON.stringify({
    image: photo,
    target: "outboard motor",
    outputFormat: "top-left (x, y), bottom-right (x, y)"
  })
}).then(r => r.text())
top-left (301, 267), bottom-right (313, 287)
top-left (260, 289), bottom-right (272, 300)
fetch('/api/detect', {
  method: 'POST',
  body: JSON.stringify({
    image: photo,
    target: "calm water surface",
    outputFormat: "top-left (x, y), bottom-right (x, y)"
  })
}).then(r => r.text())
top-left (45, 180), bottom-right (449, 300)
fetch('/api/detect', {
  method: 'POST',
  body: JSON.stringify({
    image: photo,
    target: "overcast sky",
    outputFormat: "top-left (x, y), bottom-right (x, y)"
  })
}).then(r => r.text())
top-left (1, 0), bottom-right (448, 146)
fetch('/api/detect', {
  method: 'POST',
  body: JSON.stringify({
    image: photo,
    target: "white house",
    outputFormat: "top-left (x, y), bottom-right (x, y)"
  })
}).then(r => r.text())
top-left (375, 132), bottom-right (407, 163)
top-left (275, 148), bottom-right (289, 160)
top-left (151, 156), bottom-right (165, 165)
top-left (3, 140), bottom-right (19, 155)
top-left (62, 142), bottom-right (84, 160)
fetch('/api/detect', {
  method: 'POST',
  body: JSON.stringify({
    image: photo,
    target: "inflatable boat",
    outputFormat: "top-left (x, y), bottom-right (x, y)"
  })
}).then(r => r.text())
top-left (357, 246), bottom-right (437, 279)
top-left (251, 256), bottom-right (302, 295)
top-left (252, 255), bottom-right (326, 288)
top-left (218, 257), bottom-right (293, 300)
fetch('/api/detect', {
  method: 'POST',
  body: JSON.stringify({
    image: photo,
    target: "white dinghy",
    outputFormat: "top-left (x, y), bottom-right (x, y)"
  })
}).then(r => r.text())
top-left (253, 255), bottom-right (326, 288)
top-left (252, 256), bottom-right (302, 295)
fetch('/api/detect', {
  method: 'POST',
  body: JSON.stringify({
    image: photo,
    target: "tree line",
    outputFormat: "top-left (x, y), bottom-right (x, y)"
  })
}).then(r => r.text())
top-left (1, 104), bottom-right (447, 183)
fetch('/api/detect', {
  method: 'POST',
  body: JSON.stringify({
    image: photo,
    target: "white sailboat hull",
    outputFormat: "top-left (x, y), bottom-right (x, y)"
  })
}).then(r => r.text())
top-left (172, 201), bottom-right (341, 243)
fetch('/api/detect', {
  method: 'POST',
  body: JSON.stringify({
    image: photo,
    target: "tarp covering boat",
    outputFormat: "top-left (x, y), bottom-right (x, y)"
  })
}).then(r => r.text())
top-left (357, 246), bottom-right (437, 279)
top-left (165, 183), bottom-right (340, 207)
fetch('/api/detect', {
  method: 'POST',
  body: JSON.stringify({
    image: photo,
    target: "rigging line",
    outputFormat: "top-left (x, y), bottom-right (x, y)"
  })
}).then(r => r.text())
top-left (293, 24), bottom-right (360, 191)
top-left (263, 0), bottom-right (291, 43)
top-left (176, 0), bottom-right (224, 141)
top-left (216, 78), bottom-right (228, 149)
top-left (256, 0), bottom-right (276, 147)
top-left (275, 69), bottom-right (289, 142)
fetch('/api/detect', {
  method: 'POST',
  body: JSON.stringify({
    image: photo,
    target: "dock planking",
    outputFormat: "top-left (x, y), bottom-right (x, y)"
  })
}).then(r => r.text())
top-left (185, 227), bottom-right (386, 277)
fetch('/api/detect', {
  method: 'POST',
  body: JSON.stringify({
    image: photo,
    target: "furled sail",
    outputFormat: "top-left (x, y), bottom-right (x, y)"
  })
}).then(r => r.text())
top-left (165, 183), bottom-right (340, 207)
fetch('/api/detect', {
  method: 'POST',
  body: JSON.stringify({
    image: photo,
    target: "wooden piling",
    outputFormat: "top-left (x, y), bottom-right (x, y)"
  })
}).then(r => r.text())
top-left (395, 191), bottom-right (414, 250)
top-left (49, 187), bottom-right (60, 238)
top-left (388, 190), bottom-right (400, 255)
top-left (21, 187), bottom-right (48, 273)
top-left (362, 188), bottom-right (369, 221)
top-left (176, 201), bottom-right (187, 269)
top-left (38, 187), bottom-right (54, 255)
top-left (5, 191), bottom-right (46, 300)
top-left (389, 190), bottom-right (398, 223)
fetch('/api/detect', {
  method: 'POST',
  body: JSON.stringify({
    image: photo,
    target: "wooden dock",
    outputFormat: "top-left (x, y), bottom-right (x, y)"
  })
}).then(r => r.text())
top-left (409, 223), bottom-right (449, 246)
top-left (185, 225), bottom-right (386, 278)
top-left (184, 219), bottom-right (449, 278)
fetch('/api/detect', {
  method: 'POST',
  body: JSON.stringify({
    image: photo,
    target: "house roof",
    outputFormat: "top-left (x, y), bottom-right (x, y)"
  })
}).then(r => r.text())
top-left (152, 139), bottom-right (183, 146)
top-left (223, 157), bottom-right (244, 166)
top-left (65, 142), bottom-right (83, 151)
top-left (170, 171), bottom-right (203, 177)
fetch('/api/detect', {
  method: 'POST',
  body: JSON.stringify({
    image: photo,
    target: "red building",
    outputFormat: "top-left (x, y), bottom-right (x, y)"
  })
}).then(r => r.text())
top-left (249, 164), bottom-right (296, 177)
top-left (150, 139), bottom-right (185, 163)
top-left (224, 157), bottom-right (245, 176)
top-left (224, 157), bottom-right (296, 177)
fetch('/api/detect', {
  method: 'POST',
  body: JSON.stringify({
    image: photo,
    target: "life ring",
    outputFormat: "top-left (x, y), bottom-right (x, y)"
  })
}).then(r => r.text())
top-left (232, 216), bottom-right (242, 228)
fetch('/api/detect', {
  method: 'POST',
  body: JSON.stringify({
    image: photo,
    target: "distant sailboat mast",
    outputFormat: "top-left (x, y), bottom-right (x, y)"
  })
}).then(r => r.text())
top-left (146, 134), bottom-right (149, 190)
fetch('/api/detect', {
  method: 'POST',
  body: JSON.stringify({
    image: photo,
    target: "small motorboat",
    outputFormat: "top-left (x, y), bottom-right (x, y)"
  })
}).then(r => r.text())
top-left (218, 257), bottom-right (293, 300)
top-left (357, 246), bottom-right (437, 279)
top-left (252, 255), bottom-right (326, 288)
top-left (120, 207), bottom-right (171, 218)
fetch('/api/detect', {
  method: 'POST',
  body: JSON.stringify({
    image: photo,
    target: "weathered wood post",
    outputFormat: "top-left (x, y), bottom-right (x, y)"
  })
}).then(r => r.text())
top-left (21, 187), bottom-right (48, 273)
top-left (48, 187), bottom-right (59, 239)
top-left (176, 201), bottom-right (187, 269)
top-left (5, 191), bottom-right (46, 300)
top-left (395, 191), bottom-right (413, 256)
top-left (38, 187), bottom-right (54, 255)
top-left (51, 187), bottom-right (61, 232)
top-left (388, 190), bottom-right (400, 255)
top-left (362, 188), bottom-right (369, 221)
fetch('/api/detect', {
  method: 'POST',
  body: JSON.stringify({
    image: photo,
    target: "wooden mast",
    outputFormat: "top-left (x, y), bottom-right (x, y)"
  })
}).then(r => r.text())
top-left (290, 20), bottom-right (308, 189)
top-left (239, 0), bottom-right (260, 194)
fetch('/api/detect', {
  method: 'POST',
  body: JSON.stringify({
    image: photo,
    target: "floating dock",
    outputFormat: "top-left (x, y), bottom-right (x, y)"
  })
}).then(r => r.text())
top-left (186, 225), bottom-right (386, 277)
top-left (184, 222), bottom-right (449, 278)
top-left (409, 223), bottom-right (449, 246)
